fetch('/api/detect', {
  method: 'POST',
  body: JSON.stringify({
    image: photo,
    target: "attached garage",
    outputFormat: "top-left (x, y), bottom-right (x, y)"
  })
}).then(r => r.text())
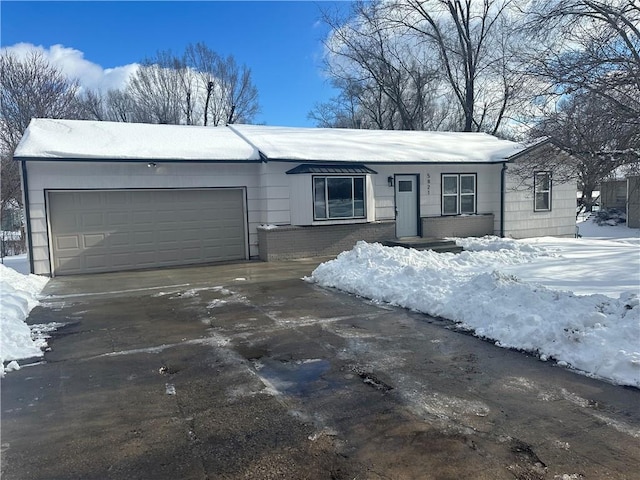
top-left (15, 120), bottom-right (262, 276)
top-left (48, 188), bottom-right (247, 275)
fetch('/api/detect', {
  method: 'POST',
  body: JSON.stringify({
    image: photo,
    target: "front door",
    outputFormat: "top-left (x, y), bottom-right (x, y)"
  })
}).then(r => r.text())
top-left (395, 175), bottom-right (419, 238)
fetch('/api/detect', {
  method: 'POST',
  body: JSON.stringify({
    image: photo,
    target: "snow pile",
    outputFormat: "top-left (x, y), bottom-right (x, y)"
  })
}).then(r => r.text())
top-left (1, 263), bottom-right (49, 377)
top-left (310, 240), bottom-right (640, 388)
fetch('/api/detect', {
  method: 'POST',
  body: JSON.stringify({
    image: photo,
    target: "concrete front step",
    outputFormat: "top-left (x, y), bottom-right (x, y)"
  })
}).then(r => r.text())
top-left (382, 237), bottom-right (464, 254)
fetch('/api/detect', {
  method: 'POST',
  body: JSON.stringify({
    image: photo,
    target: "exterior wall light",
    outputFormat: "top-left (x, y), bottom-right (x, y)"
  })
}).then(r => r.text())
top-left (388, 176), bottom-right (394, 187)
top-left (147, 162), bottom-right (157, 168)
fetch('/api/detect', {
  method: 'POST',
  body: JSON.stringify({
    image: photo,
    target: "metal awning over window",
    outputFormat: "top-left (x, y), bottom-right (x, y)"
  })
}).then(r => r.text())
top-left (286, 164), bottom-right (377, 175)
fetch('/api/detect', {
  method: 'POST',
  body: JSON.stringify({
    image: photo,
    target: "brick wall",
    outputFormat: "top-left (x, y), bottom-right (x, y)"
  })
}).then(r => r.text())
top-left (421, 214), bottom-right (494, 237)
top-left (257, 221), bottom-right (395, 261)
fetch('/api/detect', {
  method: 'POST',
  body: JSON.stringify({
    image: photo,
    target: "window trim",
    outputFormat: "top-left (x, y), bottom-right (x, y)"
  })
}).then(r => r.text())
top-left (534, 171), bottom-right (552, 212)
top-left (313, 175), bottom-right (367, 221)
top-left (441, 173), bottom-right (477, 216)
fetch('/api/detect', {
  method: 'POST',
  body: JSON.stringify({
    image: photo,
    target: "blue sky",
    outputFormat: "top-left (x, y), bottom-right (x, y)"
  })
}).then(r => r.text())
top-left (1, 1), bottom-right (350, 127)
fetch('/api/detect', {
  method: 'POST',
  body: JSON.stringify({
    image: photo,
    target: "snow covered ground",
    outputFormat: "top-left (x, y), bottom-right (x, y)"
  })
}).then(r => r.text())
top-left (1, 258), bottom-right (50, 377)
top-left (310, 216), bottom-right (640, 388)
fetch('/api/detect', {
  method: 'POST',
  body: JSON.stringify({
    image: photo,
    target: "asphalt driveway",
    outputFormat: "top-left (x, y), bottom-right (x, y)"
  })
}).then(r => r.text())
top-left (2, 259), bottom-right (639, 479)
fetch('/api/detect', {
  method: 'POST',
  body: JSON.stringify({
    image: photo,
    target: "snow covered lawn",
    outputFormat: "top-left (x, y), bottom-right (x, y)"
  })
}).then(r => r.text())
top-left (310, 218), bottom-right (640, 388)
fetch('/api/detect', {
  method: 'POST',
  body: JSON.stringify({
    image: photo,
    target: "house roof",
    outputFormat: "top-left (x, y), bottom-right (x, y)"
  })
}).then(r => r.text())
top-left (14, 119), bottom-right (260, 161)
top-left (230, 124), bottom-right (526, 164)
top-left (15, 118), bottom-right (529, 164)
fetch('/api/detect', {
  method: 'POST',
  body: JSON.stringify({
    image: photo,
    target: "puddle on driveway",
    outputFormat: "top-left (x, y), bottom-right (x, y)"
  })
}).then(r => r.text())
top-left (254, 358), bottom-right (332, 396)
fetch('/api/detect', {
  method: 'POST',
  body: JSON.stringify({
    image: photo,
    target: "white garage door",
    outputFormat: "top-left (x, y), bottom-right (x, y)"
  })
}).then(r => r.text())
top-left (48, 189), bottom-right (247, 275)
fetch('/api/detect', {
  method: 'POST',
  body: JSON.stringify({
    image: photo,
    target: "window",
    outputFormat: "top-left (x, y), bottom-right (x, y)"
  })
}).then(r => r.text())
top-left (398, 180), bottom-right (413, 192)
top-left (442, 174), bottom-right (476, 215)
top-left (313, 176), bottom-right (366, 220)
top-left (534, 172), bottom-right (552, 211)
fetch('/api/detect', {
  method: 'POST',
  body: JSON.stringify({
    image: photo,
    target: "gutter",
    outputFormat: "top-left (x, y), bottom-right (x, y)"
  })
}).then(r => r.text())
top-left (500, 162), bottom-right (507, 238)
top-left (20, 160), bottom-right (35, 274)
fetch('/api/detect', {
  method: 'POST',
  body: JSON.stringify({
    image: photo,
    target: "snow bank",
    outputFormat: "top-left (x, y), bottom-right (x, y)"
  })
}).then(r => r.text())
top-left (1, 264), bottom-right (49, 377)
top-left (309, 240), bottom-right (640, 388)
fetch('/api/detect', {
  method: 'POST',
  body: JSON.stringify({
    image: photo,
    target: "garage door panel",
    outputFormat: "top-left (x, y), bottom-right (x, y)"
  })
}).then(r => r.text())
top-left (79, 192), bottom-right (103, 208)
top-left (107, 212), bottom-right (130, 225)
top-left (85, 254), bottom-right (108, 269)
top-left (111, 253), bottom-right (133, 267)
top-left (156, 230), bottom-right (182, 243)
top-left (108, 232), bottom-right (131, 247)
top-left (132, 232), bottom-right (156, 245)
top-left (83, 233), bottom-right (105, 248)
top-left (132, 211), bottom-right (155, 224)
top-left (183, 248), bottom-right (203, 261)
top-left (55, 256), bottom-right (82, 272)
top-left (106, 191), bottom-right (129, 204)
top-left (49, 189), bottom-right (246, 275)
top-left (56, 235), bottom-right (80, 251)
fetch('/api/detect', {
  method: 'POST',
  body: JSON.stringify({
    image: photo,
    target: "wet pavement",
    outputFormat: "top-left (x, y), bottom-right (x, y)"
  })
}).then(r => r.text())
top-left (2, 259), bottom-right (639, 479)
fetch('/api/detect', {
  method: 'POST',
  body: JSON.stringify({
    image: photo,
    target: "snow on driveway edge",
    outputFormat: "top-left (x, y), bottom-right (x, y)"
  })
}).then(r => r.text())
top-left (309, 241), bottom-right (640, 388)
top-left (1, 264), bottom-right (50, 377)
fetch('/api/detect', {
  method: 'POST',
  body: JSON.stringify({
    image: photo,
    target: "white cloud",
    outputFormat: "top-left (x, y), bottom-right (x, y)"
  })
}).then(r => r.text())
top-left (0, 43), bottom-right (137, 93)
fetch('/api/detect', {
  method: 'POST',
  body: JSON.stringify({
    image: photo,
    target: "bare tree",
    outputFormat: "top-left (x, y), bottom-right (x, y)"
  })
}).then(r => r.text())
top-left (387, 0), bottom-right (525, 133)
top-left (185, 43), bottom-right (259, 126)
top-left (125, 50), bottom-right (185, 125)
top-left (317, 1), bottom-right (455, 130)
top-left (89, 44), bottom-right (259, 127)
top-left (1, 51), bottom-right (87, 213)
top-left (315, 0), bottom-right (528, 134)
top-left (520, 0), bottom-right (639, 197)
top-left (523, 0), bottom-right (639, 119)
top-left (528, 92), bottom-right (639, 211)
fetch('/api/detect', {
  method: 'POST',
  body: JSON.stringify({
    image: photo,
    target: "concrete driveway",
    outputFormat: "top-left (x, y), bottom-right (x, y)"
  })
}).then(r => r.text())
top-left (2, 259), bottom-right (639, 479)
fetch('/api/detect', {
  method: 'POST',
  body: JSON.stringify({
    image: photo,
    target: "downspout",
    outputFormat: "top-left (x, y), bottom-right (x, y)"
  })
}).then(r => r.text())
top-left (500, 162), bottom-right (507, 238)
top-left (20, 160), bottom-right (35, 274)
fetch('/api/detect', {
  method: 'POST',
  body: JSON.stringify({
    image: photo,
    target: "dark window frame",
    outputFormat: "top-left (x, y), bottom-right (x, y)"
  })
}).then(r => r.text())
top-left (312, 175), bottom-right (367, 221)
top-left (534, 171), bottom-right (552, 212)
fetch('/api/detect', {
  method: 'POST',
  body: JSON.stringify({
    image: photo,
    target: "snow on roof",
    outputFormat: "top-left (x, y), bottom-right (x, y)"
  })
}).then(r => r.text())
top-left (14, 119), bottom-right (527, 164)
top-left (230, 124), bottom-right (525, 163)
top-left (14, 119), bottom-right (260, 161)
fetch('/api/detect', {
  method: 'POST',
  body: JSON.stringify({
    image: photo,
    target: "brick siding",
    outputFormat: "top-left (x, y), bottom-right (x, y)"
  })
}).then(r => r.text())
top-left (421, 214), bottom-right (494, 238)
top-left (257, 221), bottom-right (396, 261)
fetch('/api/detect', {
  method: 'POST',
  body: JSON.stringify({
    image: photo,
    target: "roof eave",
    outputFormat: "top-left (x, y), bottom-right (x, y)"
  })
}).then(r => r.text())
top-left (13, 156), bottom-right (263, 163)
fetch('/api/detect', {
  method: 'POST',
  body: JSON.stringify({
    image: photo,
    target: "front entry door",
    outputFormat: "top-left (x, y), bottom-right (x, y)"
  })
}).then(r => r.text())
top-left (395, 175), bottom-right (419, 237)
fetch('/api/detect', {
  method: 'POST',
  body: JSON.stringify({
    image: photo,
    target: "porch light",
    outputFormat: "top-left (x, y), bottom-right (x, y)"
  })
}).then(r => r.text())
top-left (388, 176), bottom-right (394, 187)
top-left (147, 162), bottom-right (157, 168)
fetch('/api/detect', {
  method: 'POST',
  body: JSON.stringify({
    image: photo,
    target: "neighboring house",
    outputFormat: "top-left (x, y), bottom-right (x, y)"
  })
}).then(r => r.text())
top-left (0, 200), bottom-right (25, 257)
top-left (600, 180), bottom-right (627, 211)
top-left (600, 177), bottom-right (640, 229)
top-left (14, 119), bottom-right (577, 276)
top-left (629, 176), bottom-right (640, 228)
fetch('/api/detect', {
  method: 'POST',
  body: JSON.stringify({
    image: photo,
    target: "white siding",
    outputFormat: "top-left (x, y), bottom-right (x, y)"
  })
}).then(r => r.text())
top-left (23, 154), bottom-right (578, 275)
top-left (25, 160), bottom-right (262, 275)
top-left (289, 175), bottom-right (313, 225)
top-left (503, 168), bottom-right (576, 239)
top-left (260, 163), bottom-right (291, 225)
top-left (371, 164), bottom-right (502, 230)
